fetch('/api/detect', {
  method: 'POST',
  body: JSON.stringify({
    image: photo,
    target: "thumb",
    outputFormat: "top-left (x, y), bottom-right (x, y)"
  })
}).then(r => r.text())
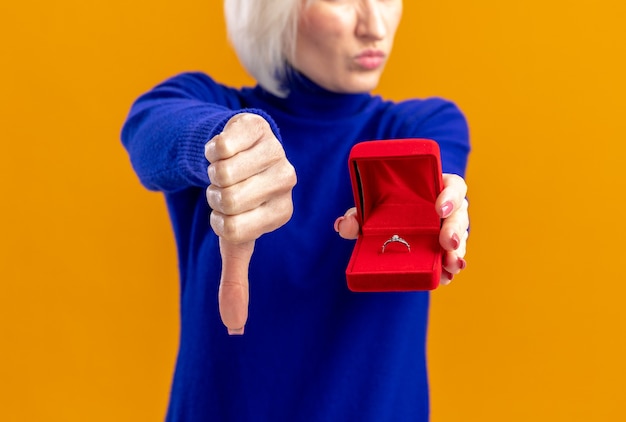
top-left (334, 207), bottom-right (360, 240)
top-left (218, 237), bottom-right (255, 335)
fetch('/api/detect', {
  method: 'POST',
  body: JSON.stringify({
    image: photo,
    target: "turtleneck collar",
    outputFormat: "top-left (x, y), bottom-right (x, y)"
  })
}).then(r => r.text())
top-left (251, 71), bottom-right (376, 120)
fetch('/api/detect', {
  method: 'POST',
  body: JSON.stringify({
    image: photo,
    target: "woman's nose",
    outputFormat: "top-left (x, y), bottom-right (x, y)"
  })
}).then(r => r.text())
top-left (356, 1), bottom-right (387, 40)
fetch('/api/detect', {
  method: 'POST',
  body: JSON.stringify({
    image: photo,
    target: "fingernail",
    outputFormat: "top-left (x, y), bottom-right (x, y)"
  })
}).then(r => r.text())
top-left (228, 327), bottom-right (245, 336)
top-left (333, 216), bottom-right (344, 233)
top-left (451, 233), bottom-right (460, 250)
top-left (458, 257), bottom-right (467, 270)
top-left (440, 201), bottom-right (454, 218)
top-left (441, 270), bottom-right (454, 285)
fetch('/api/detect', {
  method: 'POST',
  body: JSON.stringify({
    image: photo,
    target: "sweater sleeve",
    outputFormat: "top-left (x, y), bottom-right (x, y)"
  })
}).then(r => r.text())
top-left (389, 98), bottom-right (471, 177)
top-left (120, 72), bottom-right (278, 192)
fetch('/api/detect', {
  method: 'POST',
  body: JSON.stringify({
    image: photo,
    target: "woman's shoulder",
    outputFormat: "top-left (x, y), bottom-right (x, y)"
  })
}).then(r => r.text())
top-left (154, 71), bottom-right (246, 107)
top-left (381, 96), bottom-right (465, 122)
top-left (376, 96), bottom-right (467, 138)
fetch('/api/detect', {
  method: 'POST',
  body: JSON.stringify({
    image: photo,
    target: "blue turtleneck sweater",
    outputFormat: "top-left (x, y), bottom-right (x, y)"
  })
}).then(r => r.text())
top-left (121, 72), bottom-right (469, 422)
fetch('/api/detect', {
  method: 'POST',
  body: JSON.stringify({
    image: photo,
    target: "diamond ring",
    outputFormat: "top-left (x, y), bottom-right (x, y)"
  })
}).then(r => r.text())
top-left (381, 234), bottom-right (411, 253)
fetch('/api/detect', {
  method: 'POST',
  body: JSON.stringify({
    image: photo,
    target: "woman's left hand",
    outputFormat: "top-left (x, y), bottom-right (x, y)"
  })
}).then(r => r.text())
top-left (334, 173), bottom-right (469, 286)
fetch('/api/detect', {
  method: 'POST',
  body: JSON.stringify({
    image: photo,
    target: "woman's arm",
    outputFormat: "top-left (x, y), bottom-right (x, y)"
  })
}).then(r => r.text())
top-left (120, 72), bottom-right (275, 193)
top-left (336, 98), bottom-right (471, 285)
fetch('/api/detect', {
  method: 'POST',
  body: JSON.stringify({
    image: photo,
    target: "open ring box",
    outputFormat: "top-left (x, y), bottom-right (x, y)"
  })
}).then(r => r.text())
top-left (346, 139), bottom-right (443, 292)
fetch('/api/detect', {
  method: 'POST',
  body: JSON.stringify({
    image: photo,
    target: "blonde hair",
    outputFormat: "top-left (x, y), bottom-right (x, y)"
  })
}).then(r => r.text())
top-left (224, 0), bottom-right (305, 97)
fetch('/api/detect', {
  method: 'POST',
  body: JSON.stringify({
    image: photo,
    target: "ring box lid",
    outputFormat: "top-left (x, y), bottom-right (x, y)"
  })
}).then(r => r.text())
top-left (346, 139), bottom-right (443, 292)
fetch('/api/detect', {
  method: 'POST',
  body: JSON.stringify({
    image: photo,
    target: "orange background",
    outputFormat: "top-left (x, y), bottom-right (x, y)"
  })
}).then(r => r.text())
top-left (1, 1), bottom-right (625, 421)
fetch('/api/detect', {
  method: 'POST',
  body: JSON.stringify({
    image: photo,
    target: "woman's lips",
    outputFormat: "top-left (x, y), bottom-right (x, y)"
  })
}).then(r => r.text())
top-left (354, 50), bottom-right (385, 70)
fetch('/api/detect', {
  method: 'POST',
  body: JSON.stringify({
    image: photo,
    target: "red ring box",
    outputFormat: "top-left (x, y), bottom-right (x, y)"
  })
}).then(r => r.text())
top-left (346, 139), bottom-right (443, 292)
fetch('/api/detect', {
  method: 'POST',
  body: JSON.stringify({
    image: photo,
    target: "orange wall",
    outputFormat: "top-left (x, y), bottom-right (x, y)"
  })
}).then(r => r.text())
top-left (1, 1), bottom-right (624, 421)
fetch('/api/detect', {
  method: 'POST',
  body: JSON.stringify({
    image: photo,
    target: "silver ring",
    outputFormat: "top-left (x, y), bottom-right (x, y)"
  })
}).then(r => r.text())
top-left (381, 234), bottom-right (411, 253)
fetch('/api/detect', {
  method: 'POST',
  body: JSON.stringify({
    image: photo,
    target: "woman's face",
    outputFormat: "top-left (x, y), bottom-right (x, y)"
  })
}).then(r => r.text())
top-left (292, 0), bottom-right (403, 93)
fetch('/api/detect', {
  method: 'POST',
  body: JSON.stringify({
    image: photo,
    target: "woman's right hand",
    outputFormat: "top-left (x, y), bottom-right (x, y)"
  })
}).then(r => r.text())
top-left (204, 113), bottom-right (297, 335)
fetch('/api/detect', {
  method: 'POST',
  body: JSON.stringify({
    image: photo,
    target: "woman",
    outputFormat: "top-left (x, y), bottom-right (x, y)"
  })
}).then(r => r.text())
top-left (122, 0), bottom-right (470, 420)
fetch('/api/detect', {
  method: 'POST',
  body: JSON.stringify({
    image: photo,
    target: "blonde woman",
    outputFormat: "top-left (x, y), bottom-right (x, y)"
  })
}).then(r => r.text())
top-left (122, 1), bottom-right (470, 420)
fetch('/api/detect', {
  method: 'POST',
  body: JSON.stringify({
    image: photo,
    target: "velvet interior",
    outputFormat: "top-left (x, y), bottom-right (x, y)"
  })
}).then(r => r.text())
top-left (350, 233), bottom-right (440, 273)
